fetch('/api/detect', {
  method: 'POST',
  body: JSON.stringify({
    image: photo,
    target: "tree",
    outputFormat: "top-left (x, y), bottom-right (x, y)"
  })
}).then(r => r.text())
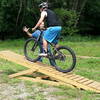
top-left (1, 0), bottom-right (98, 40)
top-left (79, 0), bottom-right (100, 35)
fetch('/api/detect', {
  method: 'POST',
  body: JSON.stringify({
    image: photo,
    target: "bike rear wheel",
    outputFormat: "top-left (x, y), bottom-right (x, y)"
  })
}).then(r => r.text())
top-left (24, 38), bottom-right (42, 62)
top-left (53, 46), bottom-right (76, 73)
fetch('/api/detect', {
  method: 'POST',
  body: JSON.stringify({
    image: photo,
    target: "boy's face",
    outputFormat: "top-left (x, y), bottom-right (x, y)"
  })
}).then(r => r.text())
top-left (40, 8), bottom-right (43, 12)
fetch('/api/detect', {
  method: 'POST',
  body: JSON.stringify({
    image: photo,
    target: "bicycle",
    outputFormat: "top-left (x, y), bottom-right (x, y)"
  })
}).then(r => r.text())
top-left (24, 28), bottom-right (76, 73)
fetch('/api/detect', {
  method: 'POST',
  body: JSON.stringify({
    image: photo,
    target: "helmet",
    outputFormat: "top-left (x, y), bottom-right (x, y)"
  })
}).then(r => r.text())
top-left (38, 2), bottom-right (48, 9)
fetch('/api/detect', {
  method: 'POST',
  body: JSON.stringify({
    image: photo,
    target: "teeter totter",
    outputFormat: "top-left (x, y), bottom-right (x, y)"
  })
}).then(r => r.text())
top-left (0, 50), bottom-right (100, 93)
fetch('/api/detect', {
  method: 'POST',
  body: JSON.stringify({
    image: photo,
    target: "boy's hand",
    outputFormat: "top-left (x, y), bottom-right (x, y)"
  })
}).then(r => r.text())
top-left (23, 26), bottom-right (29, 32)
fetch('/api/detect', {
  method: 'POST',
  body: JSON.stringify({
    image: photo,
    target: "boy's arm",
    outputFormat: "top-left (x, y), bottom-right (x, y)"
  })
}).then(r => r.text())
top-left (32, 11), bottom-right (46, 31)
top-left (26, 31), bottom-right (32, 37)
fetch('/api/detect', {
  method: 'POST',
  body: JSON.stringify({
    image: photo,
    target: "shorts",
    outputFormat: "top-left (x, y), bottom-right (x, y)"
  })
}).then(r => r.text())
top-left (43, 26), bottom-right (62, 44)
top-left (32, 30), bottom-right (41, 38)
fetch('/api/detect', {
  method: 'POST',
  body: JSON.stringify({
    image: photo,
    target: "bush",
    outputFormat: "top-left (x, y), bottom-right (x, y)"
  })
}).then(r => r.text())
top-left (54, 8), bottom-right (79, 36)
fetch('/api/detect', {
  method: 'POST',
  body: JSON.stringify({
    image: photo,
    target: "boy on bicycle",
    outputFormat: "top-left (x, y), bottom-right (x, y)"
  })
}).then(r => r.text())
top-left (32, 2), bottom-right (62, 56)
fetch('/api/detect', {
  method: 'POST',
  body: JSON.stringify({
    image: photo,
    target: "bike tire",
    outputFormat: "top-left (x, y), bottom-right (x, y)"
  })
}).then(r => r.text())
top-left (24, 38), bottom-right (42, 62)
top-left (53, 46), bottom-right (76, 73)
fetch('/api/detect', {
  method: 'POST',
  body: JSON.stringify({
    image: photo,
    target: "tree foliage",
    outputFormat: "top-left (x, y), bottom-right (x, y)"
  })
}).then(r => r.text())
top-left (79, 0), bottom-right (100, 35)
top-left (0, 0), bottom-right (99, 40)
top-left (55, 8), bottom-right (78, 35)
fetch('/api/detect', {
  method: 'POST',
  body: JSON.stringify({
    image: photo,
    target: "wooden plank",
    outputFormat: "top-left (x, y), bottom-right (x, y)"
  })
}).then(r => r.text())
top-left (62, 73), bottom-right (75, 77)
top-left (54, 72), bottom-right (73, 77)
top-left (9, 69), bottom-right (37, 78)
top-left (88, 82), bottom-right (100, 89)
top-left (0, 50), bottom-right (100, 93)
top-left (0, 51), bottom-right (37, 69)
top-left (72, 77), bottom-right (85, 81)
top-left (67, 74), bottom-right (84, 80)
top-left (64, 74), bottom-right (76, 78)
top-left (82, 80), bottom-right (94, 85)
top-left (69, 76), bottom-right (80, 80)
top-left (93, 82), bottom-right (100, 87)
top-left (78, 78), bottom-right (90, 83)
top-left (36, 67), bottom-right (100, 93)
top-left (17, 76), bottom-right (75, 88)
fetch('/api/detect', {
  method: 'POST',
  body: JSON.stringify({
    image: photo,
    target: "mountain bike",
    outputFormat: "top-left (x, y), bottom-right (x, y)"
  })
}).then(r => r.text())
top-left (24, 29), bottom-right (76, 73)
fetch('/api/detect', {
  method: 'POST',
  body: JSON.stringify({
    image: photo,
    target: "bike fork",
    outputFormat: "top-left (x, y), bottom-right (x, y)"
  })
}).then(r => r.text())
top-left (31, 42), bottom-right (38, 51)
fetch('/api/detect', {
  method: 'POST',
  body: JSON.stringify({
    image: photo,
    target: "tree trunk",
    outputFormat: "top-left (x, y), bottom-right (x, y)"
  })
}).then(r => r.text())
top-left (16, 0), bottom-right (23, 27)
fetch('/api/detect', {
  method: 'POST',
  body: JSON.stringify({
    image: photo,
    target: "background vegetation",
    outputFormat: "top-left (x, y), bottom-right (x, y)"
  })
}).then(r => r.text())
top-left (0, 36), bottom-right (100, 100)
top-left (0, 0), bottom-right (100, 40)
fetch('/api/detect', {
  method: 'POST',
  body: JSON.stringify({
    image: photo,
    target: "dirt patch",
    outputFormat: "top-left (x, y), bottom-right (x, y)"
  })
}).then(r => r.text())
top-left (0, 82), bottom-right (31, 100)
top-left (0, 82), bottom-right (68, 100)
top-left (0, 74), bottom-right (68, 100)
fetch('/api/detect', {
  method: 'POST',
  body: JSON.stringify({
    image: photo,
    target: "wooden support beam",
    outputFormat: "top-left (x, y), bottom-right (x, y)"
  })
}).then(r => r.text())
top-left (17, 76), bottom-right (75, 88)
top-left (9, 69), bottom-right (37, 78)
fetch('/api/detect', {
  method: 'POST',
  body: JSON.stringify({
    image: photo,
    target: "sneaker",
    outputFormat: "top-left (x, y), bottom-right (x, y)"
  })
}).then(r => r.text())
top-left (39, 53), bottom-right (48, 57)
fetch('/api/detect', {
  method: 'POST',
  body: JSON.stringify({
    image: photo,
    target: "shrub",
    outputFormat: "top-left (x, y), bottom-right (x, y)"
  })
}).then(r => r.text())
top-left (54, 8), bottom-right (79, 35)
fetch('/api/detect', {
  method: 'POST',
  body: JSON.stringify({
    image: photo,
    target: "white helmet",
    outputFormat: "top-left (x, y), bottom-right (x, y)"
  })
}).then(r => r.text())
top-left (38, 2), bottom-right (48, 9)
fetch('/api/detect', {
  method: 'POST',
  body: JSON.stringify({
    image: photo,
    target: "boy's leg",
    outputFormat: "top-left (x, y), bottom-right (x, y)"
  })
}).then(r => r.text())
top-left (32, 30), bottom-right (44, 61)
top-left (39, 26), bottom-right (61, 56)
top-left (39, 38), bottom-right (48, 56)
top-left (37, 44), bottom-right (43, 62)
top-left (43, 38), bottom-right (48, 52)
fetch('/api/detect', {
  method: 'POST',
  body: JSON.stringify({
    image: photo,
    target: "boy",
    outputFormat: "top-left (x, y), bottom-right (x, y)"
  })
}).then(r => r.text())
top-left (32, 2), bottom-right (62, 56)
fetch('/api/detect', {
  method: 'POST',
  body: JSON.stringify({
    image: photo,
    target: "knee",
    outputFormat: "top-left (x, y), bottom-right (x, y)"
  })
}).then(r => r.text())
top-left (43, 39), bottom-right (47, 44)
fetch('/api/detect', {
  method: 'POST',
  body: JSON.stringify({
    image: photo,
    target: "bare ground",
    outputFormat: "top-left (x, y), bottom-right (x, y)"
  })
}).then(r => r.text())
top-left (0, 73), bottom-right (68, 100)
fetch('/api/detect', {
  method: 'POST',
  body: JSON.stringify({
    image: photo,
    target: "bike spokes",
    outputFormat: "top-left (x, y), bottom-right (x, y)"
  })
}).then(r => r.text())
top-left (53, 46), bottom-right (76, 72)
top-left (24, 38), bottom-right (42, 62)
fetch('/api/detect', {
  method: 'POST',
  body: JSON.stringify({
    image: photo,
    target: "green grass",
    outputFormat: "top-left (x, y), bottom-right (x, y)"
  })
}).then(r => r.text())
top-left (0, 35), bottom-right (100, 100)
top-left (60, 35), bottom-right (100, 57)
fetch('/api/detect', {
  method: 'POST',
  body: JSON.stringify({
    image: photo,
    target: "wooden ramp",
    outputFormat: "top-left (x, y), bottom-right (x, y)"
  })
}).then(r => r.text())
top-left (0, 50), bottom-right (100, 93)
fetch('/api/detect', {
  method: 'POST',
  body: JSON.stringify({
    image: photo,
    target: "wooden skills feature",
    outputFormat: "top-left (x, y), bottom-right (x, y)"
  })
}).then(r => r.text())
top-left (0, 50), bottom-right (100, 93)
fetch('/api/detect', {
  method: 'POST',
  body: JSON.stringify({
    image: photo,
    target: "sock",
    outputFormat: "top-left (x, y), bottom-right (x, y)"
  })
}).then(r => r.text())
top-left (43, 49), bottom-right (47, 53)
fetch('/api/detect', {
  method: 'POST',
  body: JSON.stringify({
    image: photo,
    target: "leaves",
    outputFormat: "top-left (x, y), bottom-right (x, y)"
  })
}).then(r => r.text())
top-left (0, 0), bottom-right (99, 40)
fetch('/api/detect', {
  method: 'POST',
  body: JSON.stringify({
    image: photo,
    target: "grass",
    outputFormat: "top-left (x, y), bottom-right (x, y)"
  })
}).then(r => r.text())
top-left (60, 35), bottom-right (100, 57)
top-left (0, 35), bottom-right (100, 100)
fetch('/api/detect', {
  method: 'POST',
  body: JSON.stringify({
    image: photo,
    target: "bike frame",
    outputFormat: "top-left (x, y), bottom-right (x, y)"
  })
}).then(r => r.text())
top-left (38, 30), bottom-right (59, 53)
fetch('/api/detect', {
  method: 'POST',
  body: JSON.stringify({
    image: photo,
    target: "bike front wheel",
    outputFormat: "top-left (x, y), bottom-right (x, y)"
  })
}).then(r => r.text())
top-left (53, 46), bottom-right (76, 73)
top-left (24, 38), bottom-right (42, 62)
